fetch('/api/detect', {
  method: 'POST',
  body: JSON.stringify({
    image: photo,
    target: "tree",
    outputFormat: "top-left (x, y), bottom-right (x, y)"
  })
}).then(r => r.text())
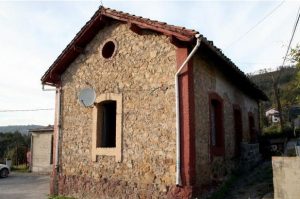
top-left (0, 131), bottom-right (30, 165)
top-left (270, 45), bottom-right (300, 131)
top-left (290, 44), bottom-right (300, 91)
top-left (271, 66), bottom-right (285, 131)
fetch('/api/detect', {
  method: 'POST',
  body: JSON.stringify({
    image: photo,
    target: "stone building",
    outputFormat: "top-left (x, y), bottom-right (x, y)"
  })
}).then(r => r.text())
top-left (29, 125), bottom-right (53, 173)
top-left (41, 7), bottom-right (267, 199)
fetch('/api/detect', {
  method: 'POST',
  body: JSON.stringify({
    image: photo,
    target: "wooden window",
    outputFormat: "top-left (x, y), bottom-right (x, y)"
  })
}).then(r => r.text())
top-left (233, 105), bottom-right (243, 157)
top-left (209, 92), bottom-right (224, 156)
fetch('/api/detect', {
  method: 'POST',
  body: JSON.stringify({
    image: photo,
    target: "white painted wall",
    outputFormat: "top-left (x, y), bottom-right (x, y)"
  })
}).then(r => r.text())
top-left (31, 132), bottom-right (53, 173)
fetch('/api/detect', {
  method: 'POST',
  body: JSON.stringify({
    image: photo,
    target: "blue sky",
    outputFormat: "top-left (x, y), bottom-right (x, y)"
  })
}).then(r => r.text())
top-left (0, 1), bottom-right (299, 126)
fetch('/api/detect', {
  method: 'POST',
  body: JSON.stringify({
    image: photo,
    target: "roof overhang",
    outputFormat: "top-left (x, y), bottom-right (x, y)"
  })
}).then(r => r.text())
top-left (41, 6), bottom-right (268, 101)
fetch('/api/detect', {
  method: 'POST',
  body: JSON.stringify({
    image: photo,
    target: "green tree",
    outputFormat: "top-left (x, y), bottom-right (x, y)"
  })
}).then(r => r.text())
top-left (0, 131), bottom-right (30, 165)
top-left (290, 44), bottom-right (300, 93)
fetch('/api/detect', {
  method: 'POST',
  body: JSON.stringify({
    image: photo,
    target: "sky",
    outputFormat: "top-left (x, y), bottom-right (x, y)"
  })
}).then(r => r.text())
top-left (0, 0), bottom-right (299, 126)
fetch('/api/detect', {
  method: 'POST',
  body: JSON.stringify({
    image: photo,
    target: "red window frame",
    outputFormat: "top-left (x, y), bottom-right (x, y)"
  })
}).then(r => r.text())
top-left (233, 105), bottom-right (243, 157)
top-left (248, 112), bottom-right (256, 143)
top-left (209, 92), bottom-right (225, 156)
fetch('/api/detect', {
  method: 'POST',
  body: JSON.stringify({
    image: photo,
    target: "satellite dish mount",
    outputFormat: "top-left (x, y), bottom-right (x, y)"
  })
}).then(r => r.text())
top-left (78, 88), bottom-right (96, 107)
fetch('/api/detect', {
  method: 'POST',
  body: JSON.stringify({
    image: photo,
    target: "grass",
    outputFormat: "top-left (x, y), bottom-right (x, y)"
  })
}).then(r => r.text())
top-left (207, 175), bottom-right (238, 199)
top-left (11, 164), bottom-right (29, 172)
top-left (48, 196), bottom-right (76, 199)
top-left (207, 161), bottom-right (274, 199)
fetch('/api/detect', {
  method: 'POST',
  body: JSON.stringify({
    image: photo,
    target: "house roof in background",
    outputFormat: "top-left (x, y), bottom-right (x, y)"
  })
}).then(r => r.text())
top-left (29, 125), bottom-right (54, 133)
top-left (41, 6), bottom-right (268, 101)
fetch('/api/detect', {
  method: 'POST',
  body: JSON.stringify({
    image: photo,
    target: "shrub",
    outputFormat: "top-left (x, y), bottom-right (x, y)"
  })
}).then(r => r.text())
top-left (48, 196), bottom-right (76, 199)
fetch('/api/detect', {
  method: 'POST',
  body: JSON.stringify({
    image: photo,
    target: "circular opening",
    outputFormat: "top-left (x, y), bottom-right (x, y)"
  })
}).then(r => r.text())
top-left (102, 41), bottom-right (116, 59)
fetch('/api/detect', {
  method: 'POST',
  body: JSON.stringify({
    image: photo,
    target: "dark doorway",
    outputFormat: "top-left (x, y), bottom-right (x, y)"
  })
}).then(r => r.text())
top-left (97, 100), bottom-right (116, 148)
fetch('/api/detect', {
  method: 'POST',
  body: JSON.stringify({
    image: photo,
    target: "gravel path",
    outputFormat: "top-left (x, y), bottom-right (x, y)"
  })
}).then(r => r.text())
top-left (224, 161), bottom-right (274, 199)
top-left (0, 172), bottom-right (50, 199)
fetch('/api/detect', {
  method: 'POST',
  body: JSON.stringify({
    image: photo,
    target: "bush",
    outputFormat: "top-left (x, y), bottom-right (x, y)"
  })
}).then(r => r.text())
top-left (282, 125), bottom-right (294, 138)
top-left (262, 124), bottom-right (294, 138)
top-left (11, 164), bottom-right (29, 172)
top-left (261, 125), bottom-right (285, 139)
top-left (48, 196), bottom-right (76, 199)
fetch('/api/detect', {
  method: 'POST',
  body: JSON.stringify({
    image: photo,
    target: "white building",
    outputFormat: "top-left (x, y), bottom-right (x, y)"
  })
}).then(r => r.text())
top-left (29, 126), bottom-right (53, 173)
top-left (266, 108), bottom-right (280, 124)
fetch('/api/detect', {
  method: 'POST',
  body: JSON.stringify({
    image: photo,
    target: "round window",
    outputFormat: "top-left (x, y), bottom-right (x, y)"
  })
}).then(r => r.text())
top-left (101, 41), bottom-right (116, 59)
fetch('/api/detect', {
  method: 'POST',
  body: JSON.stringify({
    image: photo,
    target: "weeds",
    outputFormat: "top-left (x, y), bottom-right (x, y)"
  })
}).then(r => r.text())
top-left (11, 164), bottom-right (28, 172)
top-left (207, 175), bottom-right (238, 199)
top-left (48, 196), bottom-right (76, 199)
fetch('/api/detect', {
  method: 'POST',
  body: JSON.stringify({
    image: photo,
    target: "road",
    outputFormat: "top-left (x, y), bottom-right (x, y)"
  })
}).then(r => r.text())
top-left (0, 172), bottom-right (50, 199)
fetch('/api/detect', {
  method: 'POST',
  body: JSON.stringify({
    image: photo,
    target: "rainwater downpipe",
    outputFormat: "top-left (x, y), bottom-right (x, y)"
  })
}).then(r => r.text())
top-left (175, 34), bottom-right (201, 186)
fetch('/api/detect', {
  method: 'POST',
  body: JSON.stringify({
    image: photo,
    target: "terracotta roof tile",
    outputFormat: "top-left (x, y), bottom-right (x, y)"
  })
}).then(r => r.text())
top-left (41, 6), bottom-right (267, 100)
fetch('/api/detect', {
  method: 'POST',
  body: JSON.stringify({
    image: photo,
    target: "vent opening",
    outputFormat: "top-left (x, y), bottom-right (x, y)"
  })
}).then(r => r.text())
top-left (102, 41), bottom-right (116, 59)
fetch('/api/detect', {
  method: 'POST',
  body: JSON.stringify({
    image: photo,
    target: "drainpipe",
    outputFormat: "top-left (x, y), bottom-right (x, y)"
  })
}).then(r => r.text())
top-left (175, 34), bottom-right (201, 186)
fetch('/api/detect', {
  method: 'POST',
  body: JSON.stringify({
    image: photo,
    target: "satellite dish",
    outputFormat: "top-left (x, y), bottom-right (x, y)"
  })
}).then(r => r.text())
top-left (78, 88), bottom-right (96, 107)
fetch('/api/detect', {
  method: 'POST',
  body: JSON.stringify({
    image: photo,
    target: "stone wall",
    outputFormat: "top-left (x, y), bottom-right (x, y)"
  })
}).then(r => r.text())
top-left (32, 132), bottom-right (53, 173)
top-left (272, 157), bottom-right (300, 199)
top-left (59, 21), bottom-right (177, 198)
top-left (193, 53), bottom-right (259, 187)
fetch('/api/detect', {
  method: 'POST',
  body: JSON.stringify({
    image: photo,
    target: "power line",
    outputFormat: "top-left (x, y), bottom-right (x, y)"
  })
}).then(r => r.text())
top-left (281, 4), bottom-right (300, 67)
top-left (225, 1), bottom-right (285, 49)
top-left (0, 108), bottom-right (54, 113)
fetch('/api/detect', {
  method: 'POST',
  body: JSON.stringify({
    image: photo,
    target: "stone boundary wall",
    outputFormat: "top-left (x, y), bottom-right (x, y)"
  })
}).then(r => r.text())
top-left (272, 157), bottom-right (300, 199)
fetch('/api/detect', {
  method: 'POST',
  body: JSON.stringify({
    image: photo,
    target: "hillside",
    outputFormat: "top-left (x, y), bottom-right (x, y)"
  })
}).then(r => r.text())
top-left (249, 66), bottom-right (297, 100)
top-left (0, 125), bottom-right (45, 134)
top-left (249, 66), bottom-right (299, 123)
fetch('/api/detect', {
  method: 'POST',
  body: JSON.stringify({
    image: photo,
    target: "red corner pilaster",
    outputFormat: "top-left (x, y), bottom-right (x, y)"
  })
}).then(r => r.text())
top-left (176, 47), bottom-right (196, 188)
top-left (50, 88), bottom-right (60, 195)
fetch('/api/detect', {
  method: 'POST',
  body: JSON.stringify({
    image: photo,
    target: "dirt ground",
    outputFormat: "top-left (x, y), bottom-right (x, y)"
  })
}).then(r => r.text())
top-left (224, 161), bottom-right (274, 199)
top-left (0, 172), bottom-right (50, 199)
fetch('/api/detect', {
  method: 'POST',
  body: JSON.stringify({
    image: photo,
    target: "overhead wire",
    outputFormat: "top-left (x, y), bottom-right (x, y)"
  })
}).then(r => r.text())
top-left (281, 4), bottom-right (300, 67)
top-left (0, 108), bottom-right (54, 112)
top-left (224, 1), bottom-right (285, 50)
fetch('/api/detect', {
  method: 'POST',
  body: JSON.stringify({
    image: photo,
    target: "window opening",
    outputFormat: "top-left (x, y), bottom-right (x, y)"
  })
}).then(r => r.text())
top-left (97, 100), bottom-right (116, 148)
top-left (102, 41), bottom-right (116, 59)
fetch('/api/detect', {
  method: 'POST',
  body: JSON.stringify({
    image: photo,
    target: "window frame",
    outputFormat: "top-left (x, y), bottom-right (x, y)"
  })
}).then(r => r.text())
top-left (233, 105), bottom-right (243, 157)
top-left (248, 112), bottom-right (256, 143)
top-left (209, 92), bottom-right (225, 157)
top-left (92, 93), bottom-right (122, 162)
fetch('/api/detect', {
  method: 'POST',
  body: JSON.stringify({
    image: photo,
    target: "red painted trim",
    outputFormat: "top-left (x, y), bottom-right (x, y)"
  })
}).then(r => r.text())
top-left (248, 112), bottom-right (256, 143)
top-left (169, 35), bottom-right (189, 48)
top-left (41, 7), bottom-right (195, 85)
top-left (50, 88), bottom-right (60, 195)
top-left (208, 92), bottom-right (225, 158)
top-left (233, 105), bottom-right (243, 157)
top-left (257, 101), bottom-right (261, 136)
top-left (176, 47), bottom-right (196, 187)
